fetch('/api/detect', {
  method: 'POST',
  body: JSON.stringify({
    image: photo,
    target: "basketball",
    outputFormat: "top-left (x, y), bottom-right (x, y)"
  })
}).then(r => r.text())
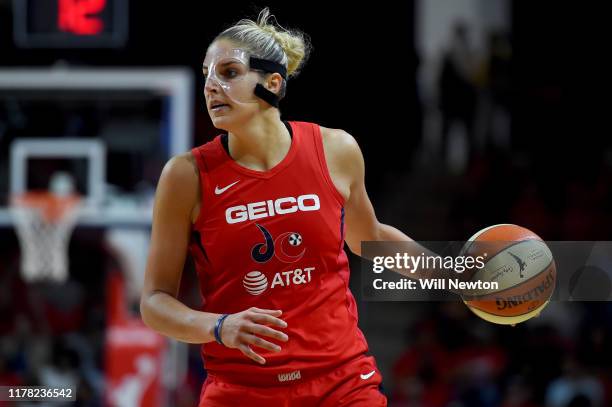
top-left (459, 224), bottom-right (556, 325)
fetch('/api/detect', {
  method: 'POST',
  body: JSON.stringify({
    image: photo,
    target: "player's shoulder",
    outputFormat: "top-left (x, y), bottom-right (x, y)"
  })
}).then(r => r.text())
top-left (159, 152), bottom-right (199, 188)
top-left (318, 125), bottom-right (362, 163)
top-left (165, 152), bottom-right (197, 172)
top-left (154, 152), bottom-right (200, 217)
top-left (288, 121), bottom-right (358, 150)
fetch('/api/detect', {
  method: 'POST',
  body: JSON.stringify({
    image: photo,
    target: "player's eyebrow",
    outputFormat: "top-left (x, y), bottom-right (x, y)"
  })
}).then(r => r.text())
top-left (202, 61), bottom-right (239, 70)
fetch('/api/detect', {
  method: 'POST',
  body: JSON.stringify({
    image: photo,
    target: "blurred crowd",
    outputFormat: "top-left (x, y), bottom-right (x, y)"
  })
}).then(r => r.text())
top-left (0, 234), bottom-right (113, 406)
top-left (388, 302), bottom-right (612, 407)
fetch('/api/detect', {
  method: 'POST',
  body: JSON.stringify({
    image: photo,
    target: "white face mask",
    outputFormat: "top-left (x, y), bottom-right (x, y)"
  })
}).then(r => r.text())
top-left (203, 46), bottom-right (288, 107)
top-left (203, 48), bottom-right (261, 105)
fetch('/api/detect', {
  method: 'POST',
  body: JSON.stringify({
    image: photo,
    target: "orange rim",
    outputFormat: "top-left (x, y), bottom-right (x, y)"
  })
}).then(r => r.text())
top-left (11, 192), bottom-right (81, 223)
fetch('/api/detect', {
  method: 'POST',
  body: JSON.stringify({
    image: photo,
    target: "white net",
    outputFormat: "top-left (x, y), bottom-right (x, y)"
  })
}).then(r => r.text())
top-left (10, 193), bottom-right (81, 283)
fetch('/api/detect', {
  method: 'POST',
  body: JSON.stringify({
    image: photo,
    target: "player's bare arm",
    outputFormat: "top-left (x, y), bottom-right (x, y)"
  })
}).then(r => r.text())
top-left (321, 127), bottom-right (442, 281)
top-left (140, 154), bottom-right (288, 363)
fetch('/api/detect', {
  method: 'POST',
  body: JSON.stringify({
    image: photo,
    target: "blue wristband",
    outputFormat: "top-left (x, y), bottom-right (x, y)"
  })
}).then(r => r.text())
top-left (214, 314), bottom-right (230, 345)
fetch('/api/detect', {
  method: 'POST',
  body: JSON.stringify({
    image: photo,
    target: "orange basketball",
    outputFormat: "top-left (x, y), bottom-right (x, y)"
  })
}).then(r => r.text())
top-left (459, 224), bottom-right (556, 325)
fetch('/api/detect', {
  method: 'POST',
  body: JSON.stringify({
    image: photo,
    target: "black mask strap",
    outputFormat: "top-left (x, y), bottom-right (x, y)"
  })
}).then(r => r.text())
top-left (250, 57), bottom-right (287, 79)
top-left (254, 84), bottom-right (280, 108)
top-left (250, 57), bottom-right (287, 107)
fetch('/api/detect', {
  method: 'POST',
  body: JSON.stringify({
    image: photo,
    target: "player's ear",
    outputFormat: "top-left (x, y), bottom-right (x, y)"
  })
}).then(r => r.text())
top-left (265, 73), bottom-right (283, 95)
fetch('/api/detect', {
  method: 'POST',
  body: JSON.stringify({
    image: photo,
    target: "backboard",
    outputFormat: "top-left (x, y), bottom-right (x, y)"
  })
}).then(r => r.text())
top-left (0, 67), bottom-right (194, 227)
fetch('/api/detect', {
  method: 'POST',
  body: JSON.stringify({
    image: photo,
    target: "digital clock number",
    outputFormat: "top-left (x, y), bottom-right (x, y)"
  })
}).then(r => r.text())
top-left (58, 0), bottom-right (107, 35)
top-left (13, 0), bottom-right (128, 48)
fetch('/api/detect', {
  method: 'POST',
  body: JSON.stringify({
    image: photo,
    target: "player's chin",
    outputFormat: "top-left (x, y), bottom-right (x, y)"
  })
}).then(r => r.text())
top-left (209, 110), bottom-right (233, 129)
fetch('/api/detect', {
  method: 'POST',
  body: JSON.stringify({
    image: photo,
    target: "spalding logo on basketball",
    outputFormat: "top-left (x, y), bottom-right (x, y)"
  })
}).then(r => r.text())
top-left (460, 224), bottom-right (556, 325)
top-left (242, 271), bottom-right (268, 295)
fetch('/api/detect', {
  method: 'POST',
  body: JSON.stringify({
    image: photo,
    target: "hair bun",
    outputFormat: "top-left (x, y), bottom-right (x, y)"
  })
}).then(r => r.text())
top-left (255, 8), bottom-right (311, 77)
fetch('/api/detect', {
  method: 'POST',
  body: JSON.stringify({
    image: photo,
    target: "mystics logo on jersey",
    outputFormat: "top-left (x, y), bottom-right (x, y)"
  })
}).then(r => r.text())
top-left (242, 224), bottom-right (315, 296)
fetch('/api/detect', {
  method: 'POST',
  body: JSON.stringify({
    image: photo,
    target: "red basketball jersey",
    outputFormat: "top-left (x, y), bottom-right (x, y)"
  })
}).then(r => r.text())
top-left (189, 121), bottom-right (369, 386)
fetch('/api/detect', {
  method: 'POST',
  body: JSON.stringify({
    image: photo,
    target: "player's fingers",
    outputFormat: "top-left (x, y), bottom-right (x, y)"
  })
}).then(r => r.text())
top-left (243, 333), bottom-right (282, 353)
top-left (250, 307), bottom-right (283, 316)
top-left (250, 312), bottom-right (288, 328)
top-left (238, 343), bottom-right (266, 365)
top-left (248, 324), bottom-right (289, 342)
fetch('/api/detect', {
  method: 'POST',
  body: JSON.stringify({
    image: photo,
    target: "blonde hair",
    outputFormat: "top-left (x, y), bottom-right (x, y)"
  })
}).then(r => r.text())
top-left (215, 8), bottom-right (312, 98)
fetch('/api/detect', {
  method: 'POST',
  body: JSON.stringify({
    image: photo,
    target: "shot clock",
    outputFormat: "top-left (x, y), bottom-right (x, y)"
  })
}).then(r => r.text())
top-left (13, 0), bottom-right (128, 48)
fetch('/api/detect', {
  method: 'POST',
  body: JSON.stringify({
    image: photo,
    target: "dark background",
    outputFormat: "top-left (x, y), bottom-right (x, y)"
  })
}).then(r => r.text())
top-left (1, 1), bottom-right (611, 406)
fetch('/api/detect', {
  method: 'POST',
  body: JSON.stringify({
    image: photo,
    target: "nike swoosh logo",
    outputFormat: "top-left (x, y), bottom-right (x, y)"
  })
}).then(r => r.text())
top-left (360, 370), bottom-right (375, 380)
top-left (215, 180), bottom-right (240, 195)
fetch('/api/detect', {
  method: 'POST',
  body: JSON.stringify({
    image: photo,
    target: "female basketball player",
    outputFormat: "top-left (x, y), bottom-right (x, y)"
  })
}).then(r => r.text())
top-left (141, 8), bottom-right (419, 406)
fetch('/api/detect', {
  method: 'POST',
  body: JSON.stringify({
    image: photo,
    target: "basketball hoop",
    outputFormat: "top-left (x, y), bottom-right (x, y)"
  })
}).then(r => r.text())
top-left (10, 191), bottom-right (81, 283)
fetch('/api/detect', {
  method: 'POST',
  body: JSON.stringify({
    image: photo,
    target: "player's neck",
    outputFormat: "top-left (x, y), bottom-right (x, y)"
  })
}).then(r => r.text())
top-left (227, 112), bottom-right (291, 171)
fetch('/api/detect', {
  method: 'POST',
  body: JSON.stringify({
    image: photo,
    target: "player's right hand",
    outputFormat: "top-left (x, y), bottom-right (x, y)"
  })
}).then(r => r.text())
top-left (219, 307), bottom-right (289, 364)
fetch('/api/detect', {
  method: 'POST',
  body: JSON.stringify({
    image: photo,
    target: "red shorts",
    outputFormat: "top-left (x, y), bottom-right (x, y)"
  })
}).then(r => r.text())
top-left (199, 355), bottom-right (387, 407)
